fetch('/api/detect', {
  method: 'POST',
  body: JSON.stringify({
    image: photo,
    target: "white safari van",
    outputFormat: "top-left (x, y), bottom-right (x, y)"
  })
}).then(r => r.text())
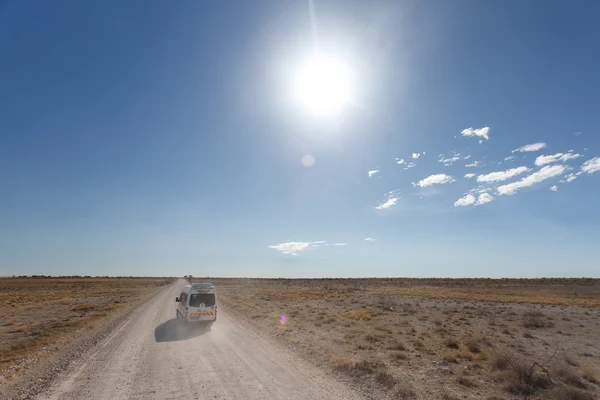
top-left (175, 283), bottom-right (217, 324)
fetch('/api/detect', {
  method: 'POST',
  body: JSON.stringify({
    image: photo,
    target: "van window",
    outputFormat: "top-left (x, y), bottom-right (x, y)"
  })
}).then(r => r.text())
top-left (189, 294), bottom-right (215, 307)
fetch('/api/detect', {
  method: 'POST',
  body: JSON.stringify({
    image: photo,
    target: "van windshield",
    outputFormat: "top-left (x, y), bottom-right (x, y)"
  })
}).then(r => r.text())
top-left (189, 294), bottom-right (215, 307)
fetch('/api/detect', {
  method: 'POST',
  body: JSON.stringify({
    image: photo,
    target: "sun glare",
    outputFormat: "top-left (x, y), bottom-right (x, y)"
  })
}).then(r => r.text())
top-left (293, 54), bottom-right (353, 117)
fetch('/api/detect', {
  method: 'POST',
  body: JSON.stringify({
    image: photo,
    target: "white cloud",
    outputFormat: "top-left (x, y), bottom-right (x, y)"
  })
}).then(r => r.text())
top-left (465, 161), bottom-right (482, 168)
top-left (416, 173), bottom-right (455, 187)
top-left (396, 159), bottom-right (405, 165)
top-left (504, 155), bottom-right (516, 162)
top-left (331, 243), bottom-right (347, 246)
top-left (461, 126), bottom-right (490, 140)
top-left (574, 132), bottom-right (583, 135)
top-left (476, 166), bottom-right (530, 183)
top-left (464, 155), bottom-right (472, 160)
top-left (563, 173), bottom-right (579, 183)
top-left (477, 193), bottom-right (494, 205)
top-left (464, 173), bottom-right (476, 179)
top-left (368, 169), bottom-right (379, 177)
top-left (376, 197), bottom-right (398, 210)
top-left (497, 165), bottom-right (566, 196)
top-left (412, 153), bottom-right (421, 159)
top-left (535, 152), bottom-right (582, 166)
top-left (364, 237), bottom-right (376, 242)
top-left (454, 193), bottom-right (494, 207)
top-left (581, 157), bottom-right (600, 174)
top-left (403, 162), bottom-right (416, 169)
top-left (512, 143), bottom-right (547, 153)
top-left (269, 242), bottom-right (312, 255)
top-left (454, 194), bottom-right (476, 207)
top-left (550, 185), bottom-right (558, 192)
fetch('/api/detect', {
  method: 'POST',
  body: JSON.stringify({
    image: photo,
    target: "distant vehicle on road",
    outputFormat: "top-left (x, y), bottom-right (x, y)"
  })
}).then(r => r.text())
top-left (175, 282), bottom-right (217, 324)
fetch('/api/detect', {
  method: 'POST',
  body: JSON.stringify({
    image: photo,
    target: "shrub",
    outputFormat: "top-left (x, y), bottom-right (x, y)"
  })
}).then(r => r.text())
top-left (457, 376), bottom-right (477, 388)
top-left (465, 338), bottom-right (481, 353)
top-left (376, 371), bottom-right (397, 388)
top-left (547, 387), bottom-right (595, 400)
top-left (347, 310), bottom-right (372, 320)
top-left (523, 310), bottom-right (553, 328)
top-left (445, 338), bottom-right (460, 349)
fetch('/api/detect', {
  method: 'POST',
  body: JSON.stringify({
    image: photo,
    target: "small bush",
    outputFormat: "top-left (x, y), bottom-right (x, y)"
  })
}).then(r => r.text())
top-left (457, 376), bottom-right (477, 388)
top-left (582, 366), bottom-right (598, 384)
top-left (394, 384), bottom-right (417, 399)
top-left (442, 352), bottom-right (458, 363)
top-left (523, 310), bottom-right (553, 328)
top-left (376, 371), bottom-right (397, 388)
top-left (350, 360), bottom-right (380, 377)
top-left (390, 352), bottom-right (408, 361)
top-left (347, 310), bottom-right (372, 320)
top-left (555, 364), bottom-right (584, 388)
top-left (547, 387), bottom-right (595, 400)
top-left (389, 341), bottom-right (406, 351)
top-left (329, 356), bottom-right (354, 369)
top-left (445, 338), bottom-right (460, 349)
top-left (365, 334), bottom-right (383, 342)
top-left (465, 338), bottom-right (481, 353)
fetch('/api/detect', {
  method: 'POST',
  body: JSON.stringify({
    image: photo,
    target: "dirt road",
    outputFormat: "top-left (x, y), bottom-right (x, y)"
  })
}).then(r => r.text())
top-left (37, 280), bottom-right (360, 400)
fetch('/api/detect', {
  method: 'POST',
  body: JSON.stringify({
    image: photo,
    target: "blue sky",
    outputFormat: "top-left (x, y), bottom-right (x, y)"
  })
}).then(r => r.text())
top-left (1, 1), bottom-right (599, 278)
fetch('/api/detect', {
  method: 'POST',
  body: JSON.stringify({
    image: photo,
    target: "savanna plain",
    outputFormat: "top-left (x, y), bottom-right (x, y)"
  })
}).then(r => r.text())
top-left (1, 277), bottom-right (599, 400)
top-left (213, 278), bottom-right (600, 400)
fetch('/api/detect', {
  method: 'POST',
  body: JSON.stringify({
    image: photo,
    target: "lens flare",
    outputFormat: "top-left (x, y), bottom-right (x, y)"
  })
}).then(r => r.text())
top-left (280, 315), bottom-right (286, 325)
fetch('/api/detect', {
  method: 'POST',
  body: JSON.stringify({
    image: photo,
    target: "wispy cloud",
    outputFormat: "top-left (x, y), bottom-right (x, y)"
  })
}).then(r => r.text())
top-left (561, 173), bottom-right (579, 183)
top-left (415, 173), bottom-right (455, 188)
top-left (439, 152), bottom-right (461, 166)
top-left (465, 161), bottom-right (482, 168)
top-left (464, 155), bottom-right (472, 160)
top-left (396, 159), bottom-right (405, 165)
top-left (269, 240), bottom-right (347, 255)
top-left (497, 165), bottom-right (566, 195)
top-left (453, 192), bottom-right (494, 207)
top-left (368, 169), bottom-right (379, 177)
top-left (403, 162), bottom-right (416, 170)
top-left (512, 142), bottom-right (547, 153)
top-left (504, 155), bottom-right (516, 162)
top-left (476, 166), bottom-right (530, 183)
top-left (461, 126), bottom-right (490, 141)
top-left (376, 197), bottom-right (398, 210)
top-left (364, 237), bottom-right (376, 242)
top-left (581, 157), bottom-right (600, 174)
top-left (376, 189), bottom-right (401, 210)
top-left (535, 152), bottom-right (582, 166)
top-left (269, 242), bottom-right (312, 255)
top-left (550, 185), bottom-right (558, 192)
top-left (574, 131), bottom-right (583, 135)
top-left (412, 153), bottom-right (421, 159)
top-left (464, 173), bottom-right (476, 179)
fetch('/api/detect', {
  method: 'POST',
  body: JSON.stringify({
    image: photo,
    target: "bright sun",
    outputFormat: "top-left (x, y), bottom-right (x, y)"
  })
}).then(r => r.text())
top-left (293, 54), bottom-right (353, 117)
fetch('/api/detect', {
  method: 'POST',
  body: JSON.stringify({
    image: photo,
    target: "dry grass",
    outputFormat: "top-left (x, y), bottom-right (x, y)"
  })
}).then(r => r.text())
top-left (211, 277), bottom-right (600, 400)
top-left (0, 277), bottom-right (172, 377)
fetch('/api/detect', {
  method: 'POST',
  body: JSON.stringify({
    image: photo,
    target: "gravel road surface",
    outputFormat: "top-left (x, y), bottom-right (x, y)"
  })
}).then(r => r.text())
top-left (36, 280), bottom-right (361, 400)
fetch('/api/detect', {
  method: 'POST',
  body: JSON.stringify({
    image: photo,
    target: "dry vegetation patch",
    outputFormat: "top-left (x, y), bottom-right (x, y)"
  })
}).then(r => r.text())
top-left (212, 278), bottom-right (600, 399)
top-left (0, 277), bottom-right (172, 381)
